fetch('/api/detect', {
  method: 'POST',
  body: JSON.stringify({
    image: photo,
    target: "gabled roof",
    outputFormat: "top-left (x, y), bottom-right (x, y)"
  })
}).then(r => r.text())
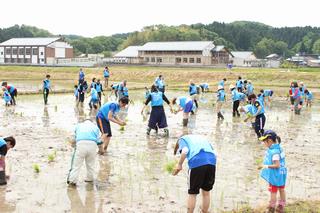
top-left (114, 46), bottom-right (141, 58)
top-left (231, 51), bottom-right (254, 59)
top-left (212, 45), bottom-right (234, 57)
top-left (0, 37), bottom-right (61, 46)
top-left (139, 41), bottom-right (214, 51)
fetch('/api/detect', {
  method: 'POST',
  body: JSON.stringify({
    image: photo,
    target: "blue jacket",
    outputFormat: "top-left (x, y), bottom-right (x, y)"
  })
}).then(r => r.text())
top-left (231, 89), bottom-right (240, 101)
top-left (96, 83), bottom-right (103, 93)
top-left (306, 92), bottom-right (313, 100)
top-left (103, 69), bottom-right (109, 77)
top-left (260, 143), bottom-right (287, 186)
top-left (217, 89), bottom-right (225, 102)
top-left (236, 80), bottom-right (243, 88)
top-left (218, 80), bottom-right (225, 87)
top-left (246, 84), bottom-right (254, 95)
top-left (189, 84), bottom-right (197, 95)
top-left (91, 88), bottom-right (98, 101)
top-left (79, 71), bottom-right (85, 80)
top-left (75, 120), bottom-right (101, 144)
top-left (3, 91), bottom-right (12, 103)
top-left (178, 96), bottom-right (192, 109)
top-left (155, 77), bottom-right (164, 89)
top-left (97, 102), bottom-right (120, 121)
top-left (253, 99), bottom-right (265, 115)
top-left (43, 79), bottom-right (50, 89)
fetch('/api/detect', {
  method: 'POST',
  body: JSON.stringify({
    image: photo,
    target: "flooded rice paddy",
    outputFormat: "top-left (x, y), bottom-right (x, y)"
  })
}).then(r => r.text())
top-left (0, 90), bottom-right (319, 212)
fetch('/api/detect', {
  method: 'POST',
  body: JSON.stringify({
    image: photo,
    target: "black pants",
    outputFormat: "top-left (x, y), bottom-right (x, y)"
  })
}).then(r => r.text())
top-left (254, 114), bottom-right (266, 138)
top-left (10, 89), bottom-right (17, 105)
top-left (233, 100), bottom-right (240, 116)
top-left (98, 92), bottom-right (102, 105)
top-left (79, 93), bottom-right (85, 103)
top-left (43, 88), bottom-right (49, 104)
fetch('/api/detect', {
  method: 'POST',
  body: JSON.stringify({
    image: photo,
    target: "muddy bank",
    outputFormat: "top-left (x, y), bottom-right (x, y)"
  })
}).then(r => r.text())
top-left (0, 91), bottom-right (319, 212)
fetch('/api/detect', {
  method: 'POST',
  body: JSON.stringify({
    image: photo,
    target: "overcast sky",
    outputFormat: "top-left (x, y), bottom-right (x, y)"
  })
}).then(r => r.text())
top-left (1, 0), bottom-right (319, 37)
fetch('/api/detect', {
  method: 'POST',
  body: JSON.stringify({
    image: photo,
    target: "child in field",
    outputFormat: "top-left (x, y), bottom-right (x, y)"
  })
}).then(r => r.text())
top-left (216, 85), bottom-right (226, 120)
top-left (248, 94), bottom-right (266, 138)
top-left (74, 85), bottom-right (79, 102)
top-left (103, 66), bottom-right (110, 88)
top-left (43, 74), bottom-right (52, 105)
top-left (261, 89), bottom-right (274, 104)
top-left (77, 80), bottom-right (88, 107)
top-left (96, 97), bottom-right (128, 154)
top-left (218, 78), bottom-right (227, 88)
top-left (90, 78), bottom-right (97, 90)
top-left (95, 79), bottom-right (104, 106)
top-left (304, 89), bottom-right (313, 107)
top-left (259, 130), bottom-right (287, 213)
top-left (236, 76), bottom-right (243, 92)
top-left (230, 85), bottom-right (241, 117)
top-left (88, 87), bottom-right (99, 110)
top-left (2, 82), bottom-right (18, 105)
top-left (199, 83), bottom-right (209, 93)
top-left (290, 81), bottom-right (302, 114)
top-left (0, 136), bottom-right (16, 185)
top-left (143, 87), bottom-right (151, 115)
top-left (141, 85), bottom-right (172, 136)
top-left (172, 96), bottom-right (195, 126)
top-left (2, 87), bottom-right (12, 106)
top-left (154, 75), bottom-right (165, 93)
top-left (289, 82), bottom-right (294, 111)
top-left (173, 134), bottom-right (216, 213)
top-left (110, 83), bottom-right (119, 100)
top-left (189, 80), bottom-right (199, 108)
top-left (245, 80), bottom-right (254, 96)
top-left (78, 68), bottom-right (85, 84)
top-left (118, 80), bottom-right (129, 99)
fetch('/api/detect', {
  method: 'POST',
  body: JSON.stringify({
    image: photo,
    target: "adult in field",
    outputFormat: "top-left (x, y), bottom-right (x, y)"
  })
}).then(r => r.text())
top-left (173, 134), bottom-right (217, 213)
top-left (154, 75), bottom-right (165, 93)
top-left (0, 136), bottom-right (16, 185)
top-left (103, 66), bottom-right (110, 88)
top-left (43, 74), bottom-right (52, 105)
top-left (96, 97), bottom-right (128, 154)
top-left (2, 82), bottom-right (18, 105)
top-left (117, 80), bottom-right (129, 100)
top-left (172, 96), bottom-right (195, 126)
top-left (67, 120), bottom-right (101, 186)
top-left (79, 68), bottom-right (85, 84)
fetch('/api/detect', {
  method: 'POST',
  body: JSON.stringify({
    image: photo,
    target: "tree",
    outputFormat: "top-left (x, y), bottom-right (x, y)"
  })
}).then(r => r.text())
top-left (312, 39), bottom-right (320, 54)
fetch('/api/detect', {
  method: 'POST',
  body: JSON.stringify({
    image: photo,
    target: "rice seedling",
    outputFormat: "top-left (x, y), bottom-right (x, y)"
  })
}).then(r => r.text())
top-left (164, 160), bottom-right (178, 174)
top-left (119, 126), bottom-right (125, 131)
top-left (33, 164), bottom-right (40, 173)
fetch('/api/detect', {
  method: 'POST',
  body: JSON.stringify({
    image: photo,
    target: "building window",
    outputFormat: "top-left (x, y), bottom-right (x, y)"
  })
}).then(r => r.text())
top-left (0, 52), bottom-right (3, 55)
top-left (40, 52), bottom-right (44, 56)
top-left (19, 48), bottom-right (24, 55)
top-left (156, 57), bottom-right (162, 63)
top-left (176, 58), bottom-right (181, 63)
top-left (12, 48), bottom-right (18, 55)
top-left (183, 58), bottom-right (188, 63)
top-left (196, 58), bottom-right (201, 63)
top-left (5, 48), bottom-right (11, 55)
top-left (26, 48), bottom-right (31, 55)
top-left (189, 58), bottom-right (195, 63)
top-left (151, 57), bottom-right (155, 62)
top-left (144, 57), bottom-right (149, 62)
top-left (32, 48), bottom-right (38, 55)
top-left (41, 59), bottom-right (44, 62)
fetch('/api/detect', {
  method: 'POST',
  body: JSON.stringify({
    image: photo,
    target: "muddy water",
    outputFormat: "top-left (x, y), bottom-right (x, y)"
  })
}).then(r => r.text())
top-left (0, 91), bottom-right (319, 212)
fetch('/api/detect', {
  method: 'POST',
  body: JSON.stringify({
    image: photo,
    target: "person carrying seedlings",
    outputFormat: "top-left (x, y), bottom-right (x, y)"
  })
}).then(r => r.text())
top-left (218, 78), bottom-right (227, 88)
top-left (0, 136), bottom-right (16, 185)
top-left (2, 82), bottom-right (18, 105)
top-left (154, 75), bottom-right (165, 93)
top-left (258, 130), bottom-right (287, 213)
top-left (88, 87), bottom-right (99, 110)
top-left (78, 68), bottom-right (85, 84)
top-left (230, 84), bottom-right (241, 117)
top-left (216, 85), bottom-right (226, 120)
top-left (304, 89), bottom-right (313, 108)
top-left (43, 74), bottom-right (52, 105)
top-left (2, 87), bottom-right (12, 106)
top-left (95, 79), bottom-right (104, 106)
top-left (236, 76), bottom-right (243, 92)
top-left (141, 85), bottom-right (173, 136)
top-left (103, 66), bottom-right (110, 88)
top-left (173, 134), bottom-right (216, 213)
top-left (248, 94), bottom-right (266, 138)
top-left (117, 80), bottom-right (129, 99)
top-left (67, 120), bottom-right (101, 187)
top-left (96, 97), bottom-right (128, 154)
top-left (189, 80), bottom-right (199, 108)
top-left (199, 83), bottom-right (209, 93)
top-left (171, 96), bottom-right (195, 127)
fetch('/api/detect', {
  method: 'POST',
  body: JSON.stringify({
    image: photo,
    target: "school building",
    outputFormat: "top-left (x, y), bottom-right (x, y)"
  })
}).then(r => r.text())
top-left (0, 37), bottom-right (73, 65)
top-left (115, 41), bottom-right (233, 66)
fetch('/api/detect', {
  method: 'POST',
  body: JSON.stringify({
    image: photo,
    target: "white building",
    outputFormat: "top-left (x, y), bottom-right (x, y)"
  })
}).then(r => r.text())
top-left (0, 37), bottom-right (73, 65)
top-left (231, 51), bottom-right (257, 67)
top-left (114, 46), bottom-right (141, 64)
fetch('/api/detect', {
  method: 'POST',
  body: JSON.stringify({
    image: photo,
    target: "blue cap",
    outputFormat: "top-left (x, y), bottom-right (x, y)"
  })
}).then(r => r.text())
top-left (259, 130), bottom-right (277, 141)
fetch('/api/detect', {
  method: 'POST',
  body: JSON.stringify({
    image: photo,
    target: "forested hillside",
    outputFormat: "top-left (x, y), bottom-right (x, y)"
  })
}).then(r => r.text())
top-left (1, 22), bottom-right (320, 58)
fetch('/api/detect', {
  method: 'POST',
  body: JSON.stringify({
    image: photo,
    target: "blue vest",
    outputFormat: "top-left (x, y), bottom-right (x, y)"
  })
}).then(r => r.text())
top-left (155, 78), bottom-right (164, 89)
top-left (200, 83), bottom-right (209, 89)
top-left (293, 88), bottom-right (301, 99)
top-left (96, 83), bottom-right (102, 92)
top-left (178, 96), bottom-right (192, 109)
top-left (239, 92), bottom-right (246, 101)
top-left (179, 135), bottom-right (215, 161)
top-left (79, 71), bottom-right (85, 80)
top-left (306, 92), bottom-right (313, 100)
top-left (244, 104), bottom-right (256, 116)
top-left (74, 88), bottom-right (78, 97)
top-left (231, 89), bottom-right (240, 101)
top-left (218, 80), bottom-right (224, 87)
top-left (264, 90), bottom-right (272, 97)
top-left (8, 85), bottom-right (15, 93)
top-left (97, 102), bottom-right (120, 121)
top-left (145, 91), bottom-right (150, 99)
top-left (91, 82), bottom-right (96, 89)
top-left (103, 69), bottom-right (109, 77)
top-left (75, 121), bottom-right (101, 144)
top-left (112, 84), bottom-right (119, 90)
top-left (258, 94), bottom-right (265, 106)
top-left (3, 91), bottom-right (12, 102)
top-left (217, 89), bottom-right (225, 101)
top-left (236, 80), bottom-right (242, 88)
top-left (122, 87), bottom-right (129, 97)
top-left (260, 144), bottom-right (287, 186)
top-left (43, 79), bottom-right (50, 89)
top-left (91, 88), bottom-right (98, 100)
top-left (254, 99), bottom-right (265, 114)
top-left (189, 85), bottom-right (197, 95)
top-left (247, 84), bottom-right (254, 95)
top-left (0, 138), bottom-right (6, 147)
top-left (150, 92), bottom-right (163, 107)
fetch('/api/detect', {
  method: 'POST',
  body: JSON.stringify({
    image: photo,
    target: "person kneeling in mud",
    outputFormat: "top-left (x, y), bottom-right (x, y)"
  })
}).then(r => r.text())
top-left (0, 136), bottom-right (16, 185)
top-left (67, 120), bottom-right (101, 187)
top-left (173, 134), bottom-right (217, 213)
top-left (141, 85), bottom-right (173, 136)
top-left (96, 97), bottom-right (128, 154)
top-left (172, 96), bottom-right (195, 127)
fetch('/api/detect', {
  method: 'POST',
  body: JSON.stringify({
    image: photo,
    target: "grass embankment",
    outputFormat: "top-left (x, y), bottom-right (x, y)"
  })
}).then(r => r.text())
top-left (0, 65), bottom-right (319, 96)
top-left (227, 200), bottom-right (320, 213)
